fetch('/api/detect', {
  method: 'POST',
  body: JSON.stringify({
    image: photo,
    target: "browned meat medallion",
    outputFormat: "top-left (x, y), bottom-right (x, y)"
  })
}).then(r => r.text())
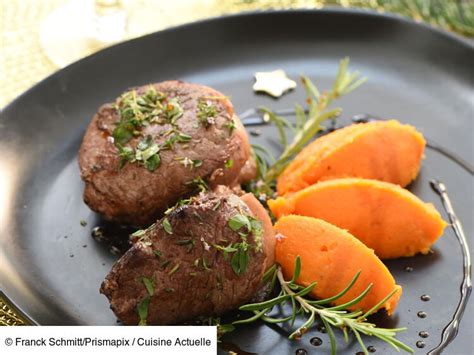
top-left (79, 81), bottom-right (254, 226)
top-left (100, 187), bottom-right (275, 325)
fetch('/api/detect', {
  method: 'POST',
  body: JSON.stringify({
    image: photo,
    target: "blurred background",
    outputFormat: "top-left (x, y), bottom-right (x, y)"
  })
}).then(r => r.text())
top-left (1, 0), bottom-right (473, 108)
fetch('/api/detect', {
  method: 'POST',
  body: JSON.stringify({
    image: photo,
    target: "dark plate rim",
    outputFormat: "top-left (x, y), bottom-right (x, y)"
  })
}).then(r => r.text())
top-left (1, 8), bottom-right (473, 117)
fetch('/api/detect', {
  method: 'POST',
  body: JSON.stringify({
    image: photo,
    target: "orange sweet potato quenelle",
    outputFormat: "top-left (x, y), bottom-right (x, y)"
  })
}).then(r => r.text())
top-left (277, 120), bottom-right (426, 195)
top-left (274, 215), bottom-right (402, 315)
top-left (269, 178), bottom-right (447, 259)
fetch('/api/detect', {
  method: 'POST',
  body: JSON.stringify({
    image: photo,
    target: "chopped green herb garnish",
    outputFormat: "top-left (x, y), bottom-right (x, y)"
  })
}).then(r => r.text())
top-left (116, 135), bottom-right (161, 171)
top-left (130, 223), bottom-right (155, 244)
top-left (134, 135), bottom-right (161, 171)
top-left (113, 86), bottom-right (182, 146)
top-left (117, 144), bottom-right (134, 168)
top-left (186, 177), bottom-right (208, 193)
top-left (202, 257), bottom-right (211, 271)
top-left (162, 134), bottom-right (178, 150)
top-left (144, 154), bottom-right (161, 171)
top-left (214, 241), bottom-right (249, 276)
top-left (164, 98), bottom-right (184, 123)
top-left (225, 119), bottom-right (237, 135)
top-left (168, 263), bottom-right (180, 276)
top-left (175, 156), bottom-right (202, 169)
top-left (136, 136), bottom-right (150, 150)
top-left (250, 217), bottom-right (264, 252)
top-left (161, 130), bottom-right (190, 151)
top-left (153, 250), bottom-right (162, 259)
top-left (231, 242), bottom-right (249, 276)
top-left (164, 198), bottom-right (192, 215)
top-left (111, 86), bottom-right (190, 171)
top-left (228, 214), bottom-right (251, 233)
top-left (176, 132), bottom-right (192, 142)
top-left (165, 287), bottom-right (175, 293)
top-left (225, 159), bottom-right (234, 169)
top-left (212, 200), bottom-right (221, 211)
top-left (223, 213), bottom-right (265, 275)
top-left (131, 229), bottom-right (146, 238)
top-left (197, 99), bottom-right (218, 128)
top-left (137, 296), bottom-right (150, 325)
top-left (80, 220), bottom-right (87, 227)
top-left (228, 214), bottom-right (263, 252)
top-left (141, 277), bottom-right (154, 296)
top-left (162, 218), bottom-right (173, 234)
top-left (113, 123), bottom-right (135, 146)
top-left (214, 243), bottom-right (238, 260)
top-left (136, 136), bottom-right (158, 156)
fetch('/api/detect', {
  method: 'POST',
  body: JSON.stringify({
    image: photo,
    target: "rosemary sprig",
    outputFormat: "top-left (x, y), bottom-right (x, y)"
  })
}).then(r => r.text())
top-left (261, 57), bottom-right (366, 184)
top-left (233, 257), bottom-right (413, 355)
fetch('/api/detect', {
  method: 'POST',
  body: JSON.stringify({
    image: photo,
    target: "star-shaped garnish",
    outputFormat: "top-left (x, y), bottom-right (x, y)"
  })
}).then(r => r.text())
top-left (253, 69), bottom-right (297, 98)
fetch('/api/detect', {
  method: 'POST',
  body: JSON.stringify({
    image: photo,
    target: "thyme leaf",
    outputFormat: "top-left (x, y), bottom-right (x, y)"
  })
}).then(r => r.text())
top-left (175, 156), bottom-right (202, 169)
top-left (228, 214), bottom-right (251, 232)
top-left (224, 159), bottom-right (234, 169)
top-left (144, 154), bottom-right (161, 171)
top-left (140, 276), bottom-right (154, 296)
top-left (162, 218), bottom-right (173, 234)
top-left (197, 99), bottom-right (218, 128)
top-left (168, 263), bottom-right (181, 276)
top-left (225, 118), bottom-right (237, 135)
top-left (230, 242), bottom-right (249, 276)
top-left (117, 144), bottom-right (134, 168)
top-left (186, 177), bottom-right (208, 193)
top-left (137, 296), bottom-right (150, 326)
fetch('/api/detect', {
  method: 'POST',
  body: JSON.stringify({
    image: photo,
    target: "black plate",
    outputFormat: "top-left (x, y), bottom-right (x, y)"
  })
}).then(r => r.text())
top-left (0, 9), bottom-right (472, 354)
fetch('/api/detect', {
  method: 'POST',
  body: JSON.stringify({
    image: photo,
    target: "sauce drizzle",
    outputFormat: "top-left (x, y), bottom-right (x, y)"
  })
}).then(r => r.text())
top-left (428, 179), bottom-right (472, 354)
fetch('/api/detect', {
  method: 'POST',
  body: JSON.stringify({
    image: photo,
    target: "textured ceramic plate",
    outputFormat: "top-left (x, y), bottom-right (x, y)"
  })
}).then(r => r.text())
top-left (0, 9), bottom-right (472, 354)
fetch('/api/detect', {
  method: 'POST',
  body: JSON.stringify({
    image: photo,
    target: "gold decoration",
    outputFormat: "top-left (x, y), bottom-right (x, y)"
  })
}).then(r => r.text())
top-left (0, 293), bottom-right (32, 326)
